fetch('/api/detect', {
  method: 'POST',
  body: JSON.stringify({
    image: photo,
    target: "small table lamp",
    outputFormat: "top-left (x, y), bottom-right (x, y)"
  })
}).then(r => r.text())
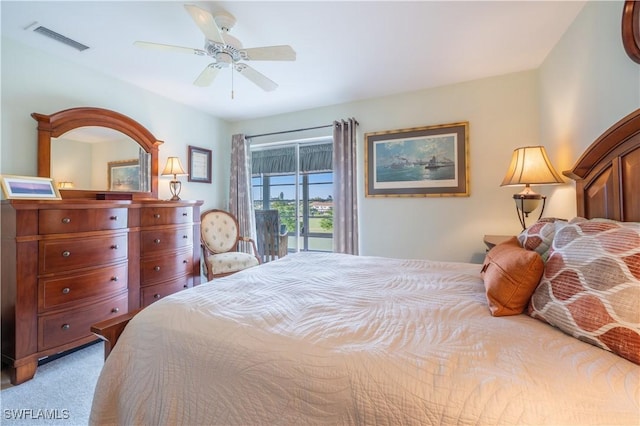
top-left (501, 146), bottom-right (563, 229)
top-left (161, 157), bottom-right (187, 201)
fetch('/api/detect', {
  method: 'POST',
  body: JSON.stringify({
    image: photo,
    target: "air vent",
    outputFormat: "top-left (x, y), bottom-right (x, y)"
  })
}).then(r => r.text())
top-left (33, 26), bottom-right (89, 51)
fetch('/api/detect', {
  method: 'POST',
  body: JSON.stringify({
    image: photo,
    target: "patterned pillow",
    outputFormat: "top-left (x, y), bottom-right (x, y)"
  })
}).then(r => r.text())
top-left (528, 219), bottom-right (640, 365)
top-left (518, 217), bottom-right (567, 261)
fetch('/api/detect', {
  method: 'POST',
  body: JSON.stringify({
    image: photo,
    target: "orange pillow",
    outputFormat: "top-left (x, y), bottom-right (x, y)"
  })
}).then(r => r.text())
top-left (481, 236), bottom-right (544, 316)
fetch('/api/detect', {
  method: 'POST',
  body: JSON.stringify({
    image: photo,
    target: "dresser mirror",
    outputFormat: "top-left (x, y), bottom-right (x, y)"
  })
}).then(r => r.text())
top-left (34, 107), bottom-right (163, 199)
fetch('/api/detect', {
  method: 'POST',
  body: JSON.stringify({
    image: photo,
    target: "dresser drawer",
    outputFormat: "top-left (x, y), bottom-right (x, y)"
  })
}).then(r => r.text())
top-left (141, 206), bottom-right (193, 226)
top-left (38, 293), bottom-right (128, 351)
top-left (39, 208), bottom-right (127, 234)
top-left (39, 263), bottom-right (128, 311)
top-left (141, 250), bottom-right (192, 285)
top-left (39, 233), bottom-right (128, 274)
top-left (141, 278), bottom-right (190, 307)
top-left (141, 226), bottom-right (193, 255)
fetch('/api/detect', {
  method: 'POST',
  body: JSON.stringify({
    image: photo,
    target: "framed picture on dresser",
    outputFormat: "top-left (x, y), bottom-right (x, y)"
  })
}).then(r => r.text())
top-left (0, 175), bottom-right (61, 200)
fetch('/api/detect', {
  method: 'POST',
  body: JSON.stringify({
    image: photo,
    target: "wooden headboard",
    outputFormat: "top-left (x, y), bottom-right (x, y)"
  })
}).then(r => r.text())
top-left (564, 109), bottom-right (640, 221)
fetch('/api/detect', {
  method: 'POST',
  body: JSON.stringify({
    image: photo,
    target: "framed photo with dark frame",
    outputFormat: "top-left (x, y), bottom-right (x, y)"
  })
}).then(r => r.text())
top-left (188, 145), bottom-right (212, 183)
top-left (0, 175), bottom-right (61, 200)
top-left (365, 122), bottom-right (469, 197)
top-left (108, 159), bottom-right (140, 191)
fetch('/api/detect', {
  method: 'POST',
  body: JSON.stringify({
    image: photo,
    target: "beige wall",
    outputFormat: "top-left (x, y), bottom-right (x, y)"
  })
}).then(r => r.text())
top-left (233, 70), bottom-right (540, 263)
top-left (538, 0), bottom-right (640, 221)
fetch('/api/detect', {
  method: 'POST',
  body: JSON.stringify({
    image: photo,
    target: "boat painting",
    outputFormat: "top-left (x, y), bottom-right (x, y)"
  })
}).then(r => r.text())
top-left (373, 133), bottom-right (458, 187)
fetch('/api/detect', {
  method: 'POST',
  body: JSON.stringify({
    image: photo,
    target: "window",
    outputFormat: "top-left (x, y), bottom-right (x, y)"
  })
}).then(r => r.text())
top-left (251, 139), bottom-right (333, 253)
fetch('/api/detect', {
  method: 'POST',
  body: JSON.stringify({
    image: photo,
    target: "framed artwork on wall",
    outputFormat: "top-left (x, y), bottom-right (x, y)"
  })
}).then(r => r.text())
top-left (365, 122), bottom-right (469, 197)
top-left (0, 175), bottom-right (61, 200)
top-left (108, 159), bottom-right (140, 191)
top-left (188, 145), bottom-right (212, 183)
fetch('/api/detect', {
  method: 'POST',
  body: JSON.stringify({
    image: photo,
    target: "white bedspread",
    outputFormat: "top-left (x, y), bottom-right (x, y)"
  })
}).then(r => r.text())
top-left (90, 252), bottom-right (640, 425)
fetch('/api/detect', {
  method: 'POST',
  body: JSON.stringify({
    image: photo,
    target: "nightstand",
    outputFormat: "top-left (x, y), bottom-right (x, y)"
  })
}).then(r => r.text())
top-left (483, 235), bottom-right (513, 250)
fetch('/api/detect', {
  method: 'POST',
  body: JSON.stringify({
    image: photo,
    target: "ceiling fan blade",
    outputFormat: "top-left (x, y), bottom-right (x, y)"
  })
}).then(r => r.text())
top-left (194, 64), bottom-right (220, 87)
top-left (241, 45), bottom-right (296, 61)
top-left (235, 63), bottom-right (278, 91)
top-left (184, 5), bottom-right (225, 44)
top-left (134, 41), bottom-right (206, 56)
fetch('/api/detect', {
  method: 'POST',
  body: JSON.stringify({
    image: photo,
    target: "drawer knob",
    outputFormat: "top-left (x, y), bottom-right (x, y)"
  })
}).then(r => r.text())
top-left (154, 293), bottom-right (161, 299)
top-left (62, 287), bottom-right (70, 294)
top-left (154, 266), bottom-right (161, 271)
top-left (154, 213), bottom-right (161, 219)
top-left (111, 276), bottom-right (119, 282)
top-left (182, 212), bottom-right (188, 216)
top-left (111, 244), bottom-right (119, 250)
top-left (154, 238), bottom-right (161, 244)
top-left (111, 307), bottom-right (120, 313)
top-left (62, 250), bottom-right (71, 257)
top-left (110, 215), bottom-right (118, 221)
top-left (183, 259), bottom-right (188, 264)
top-left (61, 324), bottom-right (70, 330)
top-left (183, 235), bottom-right (189, 239)
top-left (62, 217), bottom-right (71, 224)
top-left (183, 284), bottom-right (188, 288)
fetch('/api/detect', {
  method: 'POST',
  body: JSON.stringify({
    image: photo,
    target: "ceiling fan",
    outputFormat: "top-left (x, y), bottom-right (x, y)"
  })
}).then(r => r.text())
top-left (134, 4), bottom-right (296, 94)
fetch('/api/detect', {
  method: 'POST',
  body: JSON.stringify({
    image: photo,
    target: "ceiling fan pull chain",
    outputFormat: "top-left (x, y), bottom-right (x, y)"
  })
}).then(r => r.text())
top-left (231, 65), bottom-right (235, 100)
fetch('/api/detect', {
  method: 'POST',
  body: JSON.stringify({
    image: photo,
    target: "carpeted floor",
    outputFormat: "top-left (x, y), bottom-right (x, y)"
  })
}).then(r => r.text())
top-left (1, 342), bottom-right (104, 425)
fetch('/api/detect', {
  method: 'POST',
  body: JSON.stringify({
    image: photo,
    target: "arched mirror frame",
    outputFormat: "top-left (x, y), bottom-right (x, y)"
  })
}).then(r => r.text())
top-left (622, 0), bottom-right (640, 64)
top-left (33, 107), bottom-right (163, 199)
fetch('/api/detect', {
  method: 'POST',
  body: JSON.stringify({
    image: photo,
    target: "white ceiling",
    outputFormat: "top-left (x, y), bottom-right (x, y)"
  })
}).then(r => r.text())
top-left (1, 1), bottom-right (586, 122)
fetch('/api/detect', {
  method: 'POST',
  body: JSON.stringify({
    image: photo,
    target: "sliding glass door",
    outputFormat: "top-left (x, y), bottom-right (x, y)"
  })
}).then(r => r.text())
top-left (251, 139), bottom-right (333, 253)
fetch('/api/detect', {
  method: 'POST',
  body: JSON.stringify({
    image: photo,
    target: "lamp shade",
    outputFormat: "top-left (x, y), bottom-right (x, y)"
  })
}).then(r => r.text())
top-left (501, 146), bottom-right (564, 187)
top-left (161, 157), bottom-right (187, 176)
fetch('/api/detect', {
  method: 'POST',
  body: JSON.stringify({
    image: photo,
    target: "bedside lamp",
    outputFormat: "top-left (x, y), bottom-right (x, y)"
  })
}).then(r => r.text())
top-left (501, 146), bottom-right (563, 230)
top-left (161, 157), bottom-right (187, 201)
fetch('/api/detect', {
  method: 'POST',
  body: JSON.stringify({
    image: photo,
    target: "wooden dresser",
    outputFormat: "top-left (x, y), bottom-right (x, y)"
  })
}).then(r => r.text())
top-left (1, 198), bottom-right (202, 384)
top-left (139, 204), bottom-right (197, 307)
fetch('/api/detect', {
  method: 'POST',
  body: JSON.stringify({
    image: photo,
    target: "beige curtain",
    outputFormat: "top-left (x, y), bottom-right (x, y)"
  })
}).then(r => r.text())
top-left (333, 119), bottom-right (359, 254)
top-left (229, 133), bottom-right (257, 252)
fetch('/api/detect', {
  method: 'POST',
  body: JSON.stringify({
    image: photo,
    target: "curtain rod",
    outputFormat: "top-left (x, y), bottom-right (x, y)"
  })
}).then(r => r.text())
top-left (246, 124), bottom-right (333, 140)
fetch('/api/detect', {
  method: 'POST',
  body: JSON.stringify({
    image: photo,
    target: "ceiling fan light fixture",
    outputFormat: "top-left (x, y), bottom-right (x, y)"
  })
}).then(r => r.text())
top-left (135, 4), bottom-right (295, 94)
top-left (215, 52), bottom-right (233, 67)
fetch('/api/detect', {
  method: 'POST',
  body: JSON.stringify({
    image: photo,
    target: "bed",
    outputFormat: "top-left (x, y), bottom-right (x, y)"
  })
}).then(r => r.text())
top-left (89, 109), bottom-right (640, 425)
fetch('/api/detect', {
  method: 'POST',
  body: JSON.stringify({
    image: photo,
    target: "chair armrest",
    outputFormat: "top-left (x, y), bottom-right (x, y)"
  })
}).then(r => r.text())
top-left (278, 234), bottom-right (288, 258)
top-left (239, 236), bottom-right (261, 264)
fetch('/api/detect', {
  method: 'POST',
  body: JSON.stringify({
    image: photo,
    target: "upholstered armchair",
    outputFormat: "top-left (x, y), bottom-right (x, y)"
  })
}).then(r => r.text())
top-left (200, 209), bottom-right (260, 280)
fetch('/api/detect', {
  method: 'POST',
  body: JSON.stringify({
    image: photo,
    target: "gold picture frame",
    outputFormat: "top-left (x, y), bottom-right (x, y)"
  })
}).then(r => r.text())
top-left (365, 122), bottom-right (469, 197)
